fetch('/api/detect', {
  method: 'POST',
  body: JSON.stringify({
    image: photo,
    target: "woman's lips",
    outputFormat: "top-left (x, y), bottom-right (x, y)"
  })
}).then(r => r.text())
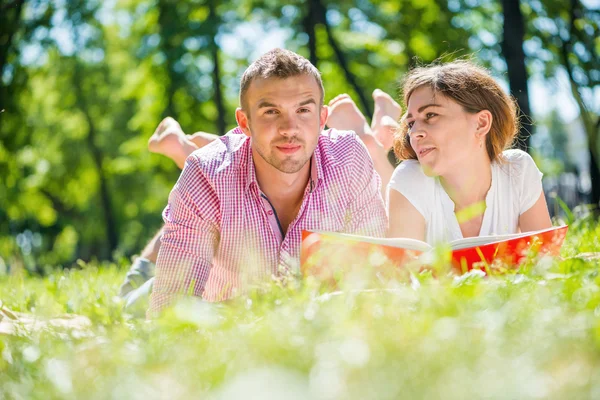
top-left (419, 147), bottom-right (435, 158)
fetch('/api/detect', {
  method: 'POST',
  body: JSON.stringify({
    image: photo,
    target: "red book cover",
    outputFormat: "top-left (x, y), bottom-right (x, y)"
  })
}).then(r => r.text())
top-left (449, 225), bottom-right (568, 273)
top-left (301, 225), bottom-right (569, 278)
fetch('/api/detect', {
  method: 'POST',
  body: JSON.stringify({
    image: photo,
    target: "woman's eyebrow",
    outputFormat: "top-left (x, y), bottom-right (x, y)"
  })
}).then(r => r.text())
top-left (405, 103), bottom-right (442, 119)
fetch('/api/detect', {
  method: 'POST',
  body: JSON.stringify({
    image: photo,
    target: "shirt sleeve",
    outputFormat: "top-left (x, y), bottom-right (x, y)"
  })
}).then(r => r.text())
top-left (148, 157), bottom-right (221, 317)
top-left (387, 160), bottom-right (430, 220)
top-left (342, 138), bottom-right (387, 237)
top-left (515, 150), bottom-right (544, 213)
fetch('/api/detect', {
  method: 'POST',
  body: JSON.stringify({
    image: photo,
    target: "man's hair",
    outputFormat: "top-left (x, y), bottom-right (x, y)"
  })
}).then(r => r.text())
top-left (394, 60), bottom-right (519, 163)
top-left (239, 48), bottom-right (324, 110)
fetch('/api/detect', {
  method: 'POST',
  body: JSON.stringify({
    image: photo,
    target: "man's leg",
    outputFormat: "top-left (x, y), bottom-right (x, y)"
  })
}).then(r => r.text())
top-left (119, 228), bottom-right (162, 299)
top-left (326, 93), bottom-right (397, 194)
top-left (148, 117), bottom-right (219, 168)
top-left (188, 131), bottom-right (220, 149)
top-left (121, 118), bottom-right (219, 313)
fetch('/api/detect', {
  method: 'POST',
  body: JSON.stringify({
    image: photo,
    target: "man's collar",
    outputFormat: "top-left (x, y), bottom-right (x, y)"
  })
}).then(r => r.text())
top-left (309, 142), bottom-right (322, 193)
top-left (246, 144), bottom-right (259, 191)
top-left (245, 138), bottom-right (322, 194)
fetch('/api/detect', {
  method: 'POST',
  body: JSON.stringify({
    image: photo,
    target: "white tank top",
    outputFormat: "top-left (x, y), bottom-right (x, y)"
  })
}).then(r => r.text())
top-left (387, 149), bottom-right (544, 245)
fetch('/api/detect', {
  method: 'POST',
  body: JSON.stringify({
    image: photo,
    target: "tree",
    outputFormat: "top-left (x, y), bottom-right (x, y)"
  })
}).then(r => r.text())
top-left (501, 0), bottom-right (532, 152)
top-left (522, 0), bottom-right (600, 211)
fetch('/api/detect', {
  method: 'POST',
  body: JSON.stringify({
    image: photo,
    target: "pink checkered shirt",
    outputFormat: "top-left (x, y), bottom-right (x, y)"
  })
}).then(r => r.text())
top-left (149, 127), bottom-right (387, 314)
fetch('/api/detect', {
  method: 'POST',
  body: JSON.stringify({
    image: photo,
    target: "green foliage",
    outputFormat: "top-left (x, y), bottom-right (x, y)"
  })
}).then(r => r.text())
top-left (0, 0), bottom-right (596, 269)
top-left (1, 221), bottom-right (600, 398)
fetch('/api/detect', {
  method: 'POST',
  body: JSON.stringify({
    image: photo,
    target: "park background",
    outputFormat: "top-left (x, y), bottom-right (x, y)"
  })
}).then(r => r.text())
top-left (1, 0), bottom-right (598, 272)
top-left (2, 1), bottom-right (600, 399)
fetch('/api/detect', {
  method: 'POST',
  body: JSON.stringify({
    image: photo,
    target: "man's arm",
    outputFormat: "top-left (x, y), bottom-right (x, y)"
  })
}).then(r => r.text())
top-left (343, 138), bottom-right (388, 237)
top-left (148, 158), bottom-right (221, 317)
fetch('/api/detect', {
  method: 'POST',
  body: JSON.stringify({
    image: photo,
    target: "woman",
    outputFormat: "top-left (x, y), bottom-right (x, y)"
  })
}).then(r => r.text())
top-left (387, 60), bottom-right (552, 244)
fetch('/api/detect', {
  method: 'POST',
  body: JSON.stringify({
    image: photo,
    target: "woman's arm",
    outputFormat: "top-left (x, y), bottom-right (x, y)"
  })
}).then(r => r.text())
top-left (518, 191), bottom-right (552, 232)
top-left (387, 188), bottom-right (426, 240)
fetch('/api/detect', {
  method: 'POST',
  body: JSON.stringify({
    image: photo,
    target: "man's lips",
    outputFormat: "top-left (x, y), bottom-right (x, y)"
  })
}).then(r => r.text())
top-left (276, 144), bottom-right (301, 154)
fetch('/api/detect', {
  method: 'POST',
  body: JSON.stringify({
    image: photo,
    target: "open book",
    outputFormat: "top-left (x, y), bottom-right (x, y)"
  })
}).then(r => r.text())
top-left (301, 225), bottom-right (569, 276)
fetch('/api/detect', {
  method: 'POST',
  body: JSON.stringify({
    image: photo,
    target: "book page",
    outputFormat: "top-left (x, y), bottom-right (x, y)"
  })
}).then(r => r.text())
top-left (448, 225), bottom-right (568, 250)
top-left (310, 231), bottom-right (432, 252)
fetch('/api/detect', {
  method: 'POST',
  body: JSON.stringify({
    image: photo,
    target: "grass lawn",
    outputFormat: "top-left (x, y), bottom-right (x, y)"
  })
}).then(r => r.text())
top-left (1, 218), bottom-right (600, 399)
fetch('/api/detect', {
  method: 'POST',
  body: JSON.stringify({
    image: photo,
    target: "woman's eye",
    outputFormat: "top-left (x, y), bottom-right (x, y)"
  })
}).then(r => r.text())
top-left (425, 112), bottom-right (437, 119)
top-left (406, 121), bottom-right (414, 129)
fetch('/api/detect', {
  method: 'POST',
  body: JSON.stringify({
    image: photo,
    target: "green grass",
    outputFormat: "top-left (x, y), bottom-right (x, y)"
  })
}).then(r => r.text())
top-left (2, 219), bottom-right (600, 399)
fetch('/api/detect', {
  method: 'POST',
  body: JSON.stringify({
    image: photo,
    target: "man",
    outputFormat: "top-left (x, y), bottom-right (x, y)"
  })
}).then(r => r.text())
top-left (148, 48), bottom-right (387, 315)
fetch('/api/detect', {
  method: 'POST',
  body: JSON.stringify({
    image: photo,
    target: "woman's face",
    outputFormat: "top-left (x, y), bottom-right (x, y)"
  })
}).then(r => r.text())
top-left (405, 85), bottom-right (484, 177)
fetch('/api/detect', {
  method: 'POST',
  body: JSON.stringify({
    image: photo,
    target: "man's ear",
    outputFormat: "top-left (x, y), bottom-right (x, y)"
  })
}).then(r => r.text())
top-left (319, 105), bottom-right (329, 131)
top-left (236, 108), bottom-right (251, 137)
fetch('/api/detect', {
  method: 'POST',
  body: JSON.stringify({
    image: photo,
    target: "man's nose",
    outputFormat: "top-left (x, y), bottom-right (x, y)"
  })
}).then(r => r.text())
top-left (279, 113), bottom-right (300, 136)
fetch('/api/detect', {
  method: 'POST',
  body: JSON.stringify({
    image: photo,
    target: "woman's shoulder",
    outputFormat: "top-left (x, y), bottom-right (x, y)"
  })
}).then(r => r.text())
top-left (388, 160), bottom-right (435, 221)
top-left (498, 149), bottom-right (539, 176)
top-left (390, 159), bottom-right (430, 182)
top-left (500, 149), bottom-right (536, 166)
top-left (389, 160), bottom-right (436, 193)
top-left (496, 149), bottom-right (543, 205)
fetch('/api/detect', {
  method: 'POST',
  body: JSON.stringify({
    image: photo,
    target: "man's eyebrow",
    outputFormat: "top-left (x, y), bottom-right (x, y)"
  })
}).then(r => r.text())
top-left (257, 101), bottom-right (278, 109)
top-left (298, 98), bottom-right (317, 107)
top-left (405, 103), bottom-right (442, 119)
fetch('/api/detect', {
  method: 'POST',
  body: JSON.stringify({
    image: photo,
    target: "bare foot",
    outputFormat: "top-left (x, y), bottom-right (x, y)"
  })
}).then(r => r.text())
top-left (371, 89), bottom-right (402, 151)
top-left (326, 94), bottom-right (371, 138)
top-left (148, 117), bottom-right (198, 169)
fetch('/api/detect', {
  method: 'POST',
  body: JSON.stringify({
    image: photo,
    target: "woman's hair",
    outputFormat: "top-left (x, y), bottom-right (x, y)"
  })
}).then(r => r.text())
top-left (393, 60), bottom-right (519, 162)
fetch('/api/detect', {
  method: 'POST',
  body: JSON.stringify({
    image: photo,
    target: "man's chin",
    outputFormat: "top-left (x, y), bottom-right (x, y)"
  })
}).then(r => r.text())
top-left (272, 157), bottom-right (310, 174)
top-left (277, 163), bottom-right (306, 174)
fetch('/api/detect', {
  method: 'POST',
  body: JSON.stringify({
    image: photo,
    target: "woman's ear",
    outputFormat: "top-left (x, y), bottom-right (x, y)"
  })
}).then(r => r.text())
top-left (475, 109), bottom-right (493, 140)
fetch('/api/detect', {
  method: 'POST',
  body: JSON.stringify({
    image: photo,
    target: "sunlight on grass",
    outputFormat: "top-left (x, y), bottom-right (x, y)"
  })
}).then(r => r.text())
top-left (1, 219), bottom-right (600, 399)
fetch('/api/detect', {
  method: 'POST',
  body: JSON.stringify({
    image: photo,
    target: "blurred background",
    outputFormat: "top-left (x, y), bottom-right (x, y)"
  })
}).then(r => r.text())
top-left (0, 0), bottom-right (598, 273)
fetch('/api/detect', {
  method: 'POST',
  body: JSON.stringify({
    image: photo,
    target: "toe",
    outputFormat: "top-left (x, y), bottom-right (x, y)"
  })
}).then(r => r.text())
top-left (330, 94), bottom-right (350, 105)
top-left (372, 88), bottom-right (383, 99)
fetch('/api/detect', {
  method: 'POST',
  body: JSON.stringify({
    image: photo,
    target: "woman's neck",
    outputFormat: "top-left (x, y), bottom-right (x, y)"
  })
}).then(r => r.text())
top-left (439, 153), bottom-right (492, 211)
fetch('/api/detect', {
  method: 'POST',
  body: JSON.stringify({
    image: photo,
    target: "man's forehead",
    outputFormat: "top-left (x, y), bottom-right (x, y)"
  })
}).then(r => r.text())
top-left (247, 76), bottom-right (321, 103)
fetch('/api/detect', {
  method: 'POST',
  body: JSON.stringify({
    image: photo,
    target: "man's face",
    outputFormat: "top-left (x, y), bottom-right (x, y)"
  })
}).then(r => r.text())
top-left (236, 75), bottom-right (328, 175)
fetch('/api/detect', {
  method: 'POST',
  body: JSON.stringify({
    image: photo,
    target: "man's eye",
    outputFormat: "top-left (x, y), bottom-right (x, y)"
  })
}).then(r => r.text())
top-left (298, 108), bottom-right (311, 113)
top-left (265, 109), bottom-right (278, 115)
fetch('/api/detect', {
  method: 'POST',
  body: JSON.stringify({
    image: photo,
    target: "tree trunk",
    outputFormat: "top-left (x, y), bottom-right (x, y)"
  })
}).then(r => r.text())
top-left (314, 0), bottom-right (372, 117)
top-left (500, 0), bottom-right (532, 152)
top-left (0, 0), bottom-right (25, 111)
top-left (157, 0), bottom-right (178, 119)
top-left (73, 63), bottom-right (119, 257)
top-left (303, 0), bottom-right (318, 66)
top-left (208, 0), bottom-right (226, 135)
top-left (589, 148), bottom-right (600, 214)
top-left (562, 0), bottom-right (600, 214)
